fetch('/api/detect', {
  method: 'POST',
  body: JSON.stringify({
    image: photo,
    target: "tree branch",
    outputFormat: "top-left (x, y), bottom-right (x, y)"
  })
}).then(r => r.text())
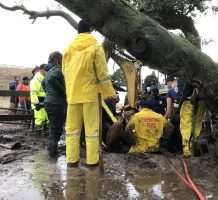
top-left (0, 2), bottom-right (78, 30)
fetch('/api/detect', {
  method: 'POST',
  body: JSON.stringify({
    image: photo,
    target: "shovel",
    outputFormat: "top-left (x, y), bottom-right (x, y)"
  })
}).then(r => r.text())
top-left (0, 141), bottom-right (22, 150)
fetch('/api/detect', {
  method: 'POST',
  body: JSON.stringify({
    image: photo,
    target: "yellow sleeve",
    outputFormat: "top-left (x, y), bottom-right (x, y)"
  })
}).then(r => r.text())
top-left (95, 45), bottom-right (115, 99)
top-left (62, 50), bottom-right (68, 78)
top-left (30, 79), bottom-right (39, 106)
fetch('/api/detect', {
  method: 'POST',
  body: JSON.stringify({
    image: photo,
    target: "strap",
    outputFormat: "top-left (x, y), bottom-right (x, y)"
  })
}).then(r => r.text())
top-left (102, 101), bottom-right (118, 123)
top-left (189, 100), bottom-right (199, 147)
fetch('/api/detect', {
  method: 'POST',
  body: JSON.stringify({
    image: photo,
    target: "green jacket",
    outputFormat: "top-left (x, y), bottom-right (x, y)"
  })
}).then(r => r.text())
top-left (43, 64), bottom-right (66, 105)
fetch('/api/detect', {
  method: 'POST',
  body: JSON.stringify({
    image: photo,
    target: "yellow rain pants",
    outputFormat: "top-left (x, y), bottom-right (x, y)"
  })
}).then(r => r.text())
top-left (66, 101), bottom-right (99, 165)
top-left (180, 100), bottom-right (205, 156)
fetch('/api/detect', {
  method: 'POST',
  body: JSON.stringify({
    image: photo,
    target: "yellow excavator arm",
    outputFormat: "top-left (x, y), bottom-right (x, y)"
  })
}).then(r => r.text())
top-left (110, 54), bottom-right (142, 108)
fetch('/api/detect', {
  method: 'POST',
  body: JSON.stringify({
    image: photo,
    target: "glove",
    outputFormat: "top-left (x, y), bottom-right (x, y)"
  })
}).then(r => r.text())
top-left (35, 103), bottom-right (41, 111)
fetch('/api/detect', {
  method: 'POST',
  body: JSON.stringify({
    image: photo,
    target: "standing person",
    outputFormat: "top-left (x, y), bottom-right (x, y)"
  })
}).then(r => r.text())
top-left (17, 77), bottom-right (31, 113)
top-left (146, 88), bottom-right (166, 116)
top-left (165, 76), bottom-right (177, 120)
top-left (30, 64), bottom-right (48, 135)
top-left (9, 76), bottom-right (20, 114)
top-left (174, 79), bottom-right (205, 157)
top-left (43, 51), bottom-right (66, 157)
top-left (62, 20), bottom-right (115, 167)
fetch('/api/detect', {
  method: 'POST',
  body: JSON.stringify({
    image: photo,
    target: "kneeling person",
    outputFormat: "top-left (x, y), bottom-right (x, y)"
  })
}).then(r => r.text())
top-left (126, 99), bottom-right (173, 153)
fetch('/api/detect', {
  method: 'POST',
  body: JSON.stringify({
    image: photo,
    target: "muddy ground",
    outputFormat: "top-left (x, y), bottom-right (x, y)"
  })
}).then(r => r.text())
top-left (0, 96), bottom-right (218, 200)
top-left (0, 123), bottom-right (218, 200)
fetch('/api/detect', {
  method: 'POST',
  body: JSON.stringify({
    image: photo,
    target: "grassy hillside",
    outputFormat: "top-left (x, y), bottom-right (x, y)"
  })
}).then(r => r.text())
top-left (0, 67), bottom-right (32, 90)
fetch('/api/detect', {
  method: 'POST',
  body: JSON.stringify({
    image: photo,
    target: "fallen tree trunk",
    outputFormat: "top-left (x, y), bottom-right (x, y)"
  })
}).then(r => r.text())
top-left (55, 0), bottom-right (218, 113)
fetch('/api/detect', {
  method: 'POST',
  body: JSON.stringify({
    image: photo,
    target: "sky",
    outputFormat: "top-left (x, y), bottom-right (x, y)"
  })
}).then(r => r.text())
top-left (0, 0), bottom-right (218, 79)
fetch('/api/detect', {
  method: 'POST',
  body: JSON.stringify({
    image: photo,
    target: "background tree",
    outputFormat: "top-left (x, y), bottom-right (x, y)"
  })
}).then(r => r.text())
top-left (110, 69), bottom-right (126, 87)
top-left (144, 71), bottom-right (158, 87)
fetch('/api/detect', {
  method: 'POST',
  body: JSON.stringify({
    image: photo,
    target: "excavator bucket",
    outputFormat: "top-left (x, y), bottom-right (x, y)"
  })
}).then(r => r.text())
top-left (120, 60), bottom-right (136, 108)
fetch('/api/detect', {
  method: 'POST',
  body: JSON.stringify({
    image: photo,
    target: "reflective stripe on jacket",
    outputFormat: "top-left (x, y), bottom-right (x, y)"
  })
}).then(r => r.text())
top-left (30, 72), bottom-right (45, 108)
top-left (62, 33), bottom-right (115, 104)
top-left (127, 108), bottom-right (167, 152)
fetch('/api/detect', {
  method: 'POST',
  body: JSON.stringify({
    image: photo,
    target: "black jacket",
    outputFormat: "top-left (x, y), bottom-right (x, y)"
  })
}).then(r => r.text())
top-left (42, 64), bottom-right (66, 105)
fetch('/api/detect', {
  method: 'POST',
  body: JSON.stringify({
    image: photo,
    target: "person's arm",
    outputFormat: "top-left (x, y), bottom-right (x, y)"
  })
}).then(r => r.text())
top-left (30, 79), bottom-right (39, 107)
top-left (165, 97), bottom-right (172, 119)
top-left (47, 68), bottom-right (66, 96)
top-left (94, 45), bottom-right (115, 98)
top-left (41, 79), bottom-right (46, 93)
top-left (9, 81), bottom-right (15, 90)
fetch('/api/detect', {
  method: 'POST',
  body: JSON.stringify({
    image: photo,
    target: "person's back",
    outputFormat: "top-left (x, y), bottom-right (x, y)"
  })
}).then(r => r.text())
top-left (63, 33), bottom-right (113, 103)
top-left (44, 64), bottom-right (66, 105)
top-left (127, 100), bottom-right (167, 153)
top-left (62, 20), bottom-right (115, 167)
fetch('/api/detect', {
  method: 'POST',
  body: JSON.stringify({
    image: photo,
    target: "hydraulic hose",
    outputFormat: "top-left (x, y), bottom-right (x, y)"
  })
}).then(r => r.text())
top-left (182, 159), bottom-right (206, 200)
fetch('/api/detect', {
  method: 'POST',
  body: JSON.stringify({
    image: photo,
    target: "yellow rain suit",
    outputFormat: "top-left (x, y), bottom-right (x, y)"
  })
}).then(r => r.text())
top-left (62, 33), bottom-right (115, 165)
top-left (30, 72), bottom-right (48, 131)
top-left (180, 100), bottom-right (205, 156)
top-left (127, 108), bottom-right (168, 153)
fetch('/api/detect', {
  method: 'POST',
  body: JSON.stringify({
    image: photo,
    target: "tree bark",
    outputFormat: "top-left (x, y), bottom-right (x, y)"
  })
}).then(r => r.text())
top-left (55, 0), bottom-right (218, 113)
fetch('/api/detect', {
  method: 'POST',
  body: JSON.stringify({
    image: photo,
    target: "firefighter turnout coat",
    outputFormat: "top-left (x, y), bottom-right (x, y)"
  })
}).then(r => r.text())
top-left (127, 108), bottom-right (168, 153)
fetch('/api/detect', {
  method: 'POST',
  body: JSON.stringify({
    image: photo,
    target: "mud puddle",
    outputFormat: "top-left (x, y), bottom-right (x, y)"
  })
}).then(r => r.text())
top-left (0, 149), bottom-right (217, 200)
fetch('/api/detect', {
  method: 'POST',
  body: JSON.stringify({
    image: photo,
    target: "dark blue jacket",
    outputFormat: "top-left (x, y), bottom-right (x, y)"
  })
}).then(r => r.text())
top-left (147, 96), bottom-right (166, 116)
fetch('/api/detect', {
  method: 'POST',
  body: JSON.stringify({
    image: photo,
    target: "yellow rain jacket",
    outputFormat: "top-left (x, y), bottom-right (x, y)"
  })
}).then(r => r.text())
top-left (127, 108), bottom-right (167, 152)
top-left (62, 33), bottom-right (115, 104)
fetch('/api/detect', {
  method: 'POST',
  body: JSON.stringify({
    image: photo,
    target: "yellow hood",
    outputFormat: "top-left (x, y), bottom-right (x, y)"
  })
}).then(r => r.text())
top-left (66, 33), bottom-right (97, 52)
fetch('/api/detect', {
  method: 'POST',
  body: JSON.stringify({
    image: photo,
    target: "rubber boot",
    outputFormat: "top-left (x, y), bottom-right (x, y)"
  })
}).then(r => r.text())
top-left (183, 145), bottom-right (192, 157)
top-left (43, 122), bottom-right (49, 136)
top-left (48, 139), bottom-right (58, 157)
top-left (34, 125), bottom-right (44, 136)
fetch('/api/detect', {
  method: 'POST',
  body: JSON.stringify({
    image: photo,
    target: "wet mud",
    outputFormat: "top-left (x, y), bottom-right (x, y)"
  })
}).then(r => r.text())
top-left (0, 125), bottom-right (218, 200)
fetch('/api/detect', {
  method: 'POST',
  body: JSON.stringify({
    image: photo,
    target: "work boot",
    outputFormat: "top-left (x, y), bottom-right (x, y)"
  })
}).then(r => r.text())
top-left (183, 145), bottom-right (192, 157)
top-left (34, 129), bottom-right (43, 136)
top-left (34, 125), bottom-right (44, 136)
top-left (82, 162), bottom-right (99, 168)
top-left (67, 161), bottom-right (79, 168)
